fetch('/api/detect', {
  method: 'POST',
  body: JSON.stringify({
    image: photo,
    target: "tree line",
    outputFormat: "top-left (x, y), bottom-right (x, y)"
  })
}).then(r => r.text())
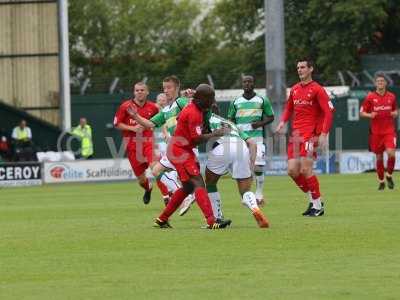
top-left (69, 0), bottom-right (400, 91)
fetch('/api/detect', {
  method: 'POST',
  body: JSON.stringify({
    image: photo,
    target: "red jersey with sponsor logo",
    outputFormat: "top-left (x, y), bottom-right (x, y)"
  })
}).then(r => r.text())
top-left (281, 81), bottom-right (334, 137)
top-left (360, 91), bottom-right (397, 135)
top-left (114, 99), bottom-right (159, 141)
top-left (170, 102), bottom-right (203, 152)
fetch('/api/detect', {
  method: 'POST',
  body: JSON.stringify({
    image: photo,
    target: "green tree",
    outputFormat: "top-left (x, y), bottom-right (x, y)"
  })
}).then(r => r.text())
top-left (69, 0), bottom-right (200, 91)
top-left (285, 0), bottom-right (389, 84)
top-left (195, 0), bottom-right (400, 86)
top-left (185, 0), bottom-right (265, 88)
top-left (69, 0), bottom-right (400, 90)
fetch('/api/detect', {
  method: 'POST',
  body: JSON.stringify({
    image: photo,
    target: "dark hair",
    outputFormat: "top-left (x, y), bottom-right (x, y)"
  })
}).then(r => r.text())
top-left (296, 58), bottom-right (314, 68)
top-left (374, 72), bottom-right (386, 81)
top-left (163, 75), bottom-right (180, 88)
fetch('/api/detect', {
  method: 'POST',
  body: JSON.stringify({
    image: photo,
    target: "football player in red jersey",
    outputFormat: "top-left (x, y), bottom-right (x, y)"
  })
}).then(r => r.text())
top-left (114, 82), bottom-right (169, 204)
top-left (153, 84), bottom-right (232, 229)
top-left (360, 73), bottom-right (398, 190)
top-left (276, 58), bottom-right (334, 217)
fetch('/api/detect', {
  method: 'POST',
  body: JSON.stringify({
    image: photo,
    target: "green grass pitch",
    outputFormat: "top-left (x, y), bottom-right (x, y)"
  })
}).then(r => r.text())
top-left (1, 174), bottom-right (399, 299)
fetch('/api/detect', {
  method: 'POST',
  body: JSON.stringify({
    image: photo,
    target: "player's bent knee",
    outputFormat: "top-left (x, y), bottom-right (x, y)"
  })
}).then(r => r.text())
top-left (387, 149), bottom-right (396, 157)
top-left (151, 163), bottom-right (163, 177)
top-left (287, 168), bottom-right (299, 178)
top-left (137, 174), bottom-right (146, 185)
top-left (182, 181), bottom-right (194, 194)
top-left (300, 167), bottom-right (313, 178)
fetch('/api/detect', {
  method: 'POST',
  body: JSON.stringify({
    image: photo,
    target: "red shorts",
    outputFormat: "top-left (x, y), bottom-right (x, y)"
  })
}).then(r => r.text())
top-left (168, 146), bottom-right (200, 182)
top-left (287, 135), bottom-right (318, 160)
top-left (369, 133), bottom-right (397, 154)
top-left (127, 142), bottom-right (158, 176)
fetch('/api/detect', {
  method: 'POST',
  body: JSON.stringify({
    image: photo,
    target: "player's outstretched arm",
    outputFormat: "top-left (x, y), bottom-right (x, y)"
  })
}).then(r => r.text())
top-left (127, 106), bottom-right (156, 128)
top-left (115, 122), bottom-right (143, 133)
top-left (193, 127), bottom-right (231, 145)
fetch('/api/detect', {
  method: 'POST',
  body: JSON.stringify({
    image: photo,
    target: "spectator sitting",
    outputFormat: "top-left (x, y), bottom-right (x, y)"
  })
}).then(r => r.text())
top-left (71, 117), bottom-right (94, 159)
top-left (11, 120), bottom-right (35, 161)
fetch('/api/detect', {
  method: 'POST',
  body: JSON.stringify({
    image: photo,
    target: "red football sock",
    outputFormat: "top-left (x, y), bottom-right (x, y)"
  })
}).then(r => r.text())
top-left (139, 178), bottom-right (151, 191)
top-left (156, 179), bottom-right (169, 198)
top-left (376, 158), bottom-right (385, 181)
top-left (194, 187), bottom-right (215, 226)
top-left (387, 156), bottom-right (396, 176)
top-left (159, 188), bottom-right (188, 221)
top-left (291, 174), bottom-right (309, 193)
top-left (305, 175), bottom-right (321, 200)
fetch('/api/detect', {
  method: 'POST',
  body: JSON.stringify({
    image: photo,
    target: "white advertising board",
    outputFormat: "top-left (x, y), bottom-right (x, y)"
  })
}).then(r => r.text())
top-left (44, 159), bottom-right (135, 183)
top-left (339, 151), bottom-right (400, 174)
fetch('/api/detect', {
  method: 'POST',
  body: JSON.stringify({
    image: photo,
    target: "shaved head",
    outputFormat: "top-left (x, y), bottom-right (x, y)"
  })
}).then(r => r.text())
top-left (193, 84), bottom-right (215, 110)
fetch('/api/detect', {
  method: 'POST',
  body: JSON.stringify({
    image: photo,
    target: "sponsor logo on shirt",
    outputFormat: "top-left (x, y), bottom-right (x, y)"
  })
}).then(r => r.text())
top-left (374, 105), bottom-right (391, 111)
top-left (293, 99), bottom-right (313, 106)
top-left (195, 126), bottom-right (202, 135)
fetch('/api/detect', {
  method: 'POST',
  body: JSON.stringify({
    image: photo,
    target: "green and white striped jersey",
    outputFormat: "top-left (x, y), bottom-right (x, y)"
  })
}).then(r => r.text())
top-left (208, 113), bottom-right (249, 143)
top-left (228, 94), bottom-right (274, 138)
top-left (150, 97), bottom-right (189, 135)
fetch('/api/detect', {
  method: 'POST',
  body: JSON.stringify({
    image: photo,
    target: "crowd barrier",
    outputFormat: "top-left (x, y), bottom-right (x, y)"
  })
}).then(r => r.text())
top-left (1, 152), bottom-right (398, 187)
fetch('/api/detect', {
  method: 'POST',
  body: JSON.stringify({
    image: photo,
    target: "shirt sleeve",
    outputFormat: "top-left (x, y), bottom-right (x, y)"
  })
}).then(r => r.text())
top-left (150, 111), bottom-right (166, 128)
top-left (176, 97), bottom-right (189, 110)
top-left (360, 94), bottom-right (372, 113)
top-left (316, 86), bottom-right (334, 134)
top-left (262, 96), bottom-right (274, 117)
top-left (27, 128), bottom-right (32, 139)
top-left (227, 100), bottom-right (236, 121)
top-left (280, 92), bottom-right (294, 122)
top-left (113, 104), bottom-right (126, 126)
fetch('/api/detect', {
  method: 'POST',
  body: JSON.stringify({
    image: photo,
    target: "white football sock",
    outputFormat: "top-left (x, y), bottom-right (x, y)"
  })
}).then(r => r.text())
top-left (242, 191), bottom-right (259, 212)
top-left (160, 171), bottom-right (180, 193)
top-left (208, 191), bottom-right (223, 220)
top-left (255, 174), bottom-right (265, 200)
top-left (311, 197), bottom-right (322, 210)
top-left (308, 191), bottom-right (313, 203)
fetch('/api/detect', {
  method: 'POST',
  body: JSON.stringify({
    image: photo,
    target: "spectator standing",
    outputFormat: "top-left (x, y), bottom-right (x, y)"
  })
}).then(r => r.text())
top-left (71, 118), bottom-right (94, 159)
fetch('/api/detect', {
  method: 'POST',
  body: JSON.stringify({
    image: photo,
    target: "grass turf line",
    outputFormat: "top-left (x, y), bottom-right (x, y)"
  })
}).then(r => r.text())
top-left (0, 174), bottom-right (399, 299)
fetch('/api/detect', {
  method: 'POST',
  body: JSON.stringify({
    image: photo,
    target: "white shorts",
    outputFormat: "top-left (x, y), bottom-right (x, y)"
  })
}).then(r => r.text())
top-left (206, 138), bottom-right (252, 179)
top-left (159, 148), bottom-right (199, 170)
top-left (156, 142), bottom-right (168, 157)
